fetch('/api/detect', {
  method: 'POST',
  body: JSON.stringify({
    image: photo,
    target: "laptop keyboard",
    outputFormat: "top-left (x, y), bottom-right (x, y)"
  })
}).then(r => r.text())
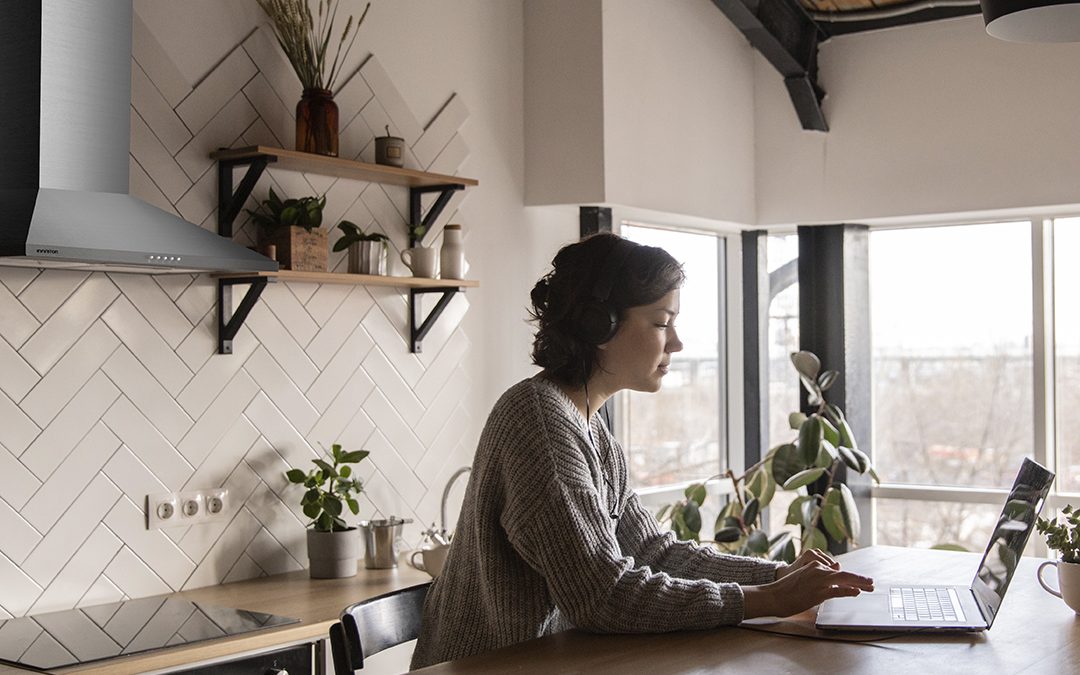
top-left (890, 587), bottom-right (966, 622)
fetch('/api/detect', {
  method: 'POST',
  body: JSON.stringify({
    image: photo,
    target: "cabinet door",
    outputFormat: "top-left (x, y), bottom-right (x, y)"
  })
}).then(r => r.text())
top-left (171, 643), bottom-right (313, 674)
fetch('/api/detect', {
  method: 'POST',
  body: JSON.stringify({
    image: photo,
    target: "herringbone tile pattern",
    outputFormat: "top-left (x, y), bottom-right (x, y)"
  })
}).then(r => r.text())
top-left (0, 23), bottom-right (473, 618)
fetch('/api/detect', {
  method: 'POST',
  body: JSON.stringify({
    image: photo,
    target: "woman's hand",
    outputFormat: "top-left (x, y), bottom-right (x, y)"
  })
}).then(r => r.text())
top-left (774, 547), bottom-right (840, 580)
top-left (743, 555), bottom-right (874, 619)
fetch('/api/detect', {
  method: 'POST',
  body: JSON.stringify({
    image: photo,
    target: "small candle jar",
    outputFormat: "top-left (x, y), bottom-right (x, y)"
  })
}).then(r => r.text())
top-left (375, 125), bottom-right (405, 167)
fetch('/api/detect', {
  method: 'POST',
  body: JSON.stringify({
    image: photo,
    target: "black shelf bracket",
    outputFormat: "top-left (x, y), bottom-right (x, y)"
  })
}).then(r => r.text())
top-left (218, 154), bottom-right (276, 237)
top-left (409, 184), bottom-right (465, 247)
top-left (410, 287), bottom-right (461, 353)
top-left (218, 277), bottom-right (269, 354)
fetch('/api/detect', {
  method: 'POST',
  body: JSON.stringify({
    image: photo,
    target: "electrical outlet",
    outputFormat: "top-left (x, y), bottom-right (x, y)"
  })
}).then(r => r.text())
top-left (146, 488), bottom-right (230, 530)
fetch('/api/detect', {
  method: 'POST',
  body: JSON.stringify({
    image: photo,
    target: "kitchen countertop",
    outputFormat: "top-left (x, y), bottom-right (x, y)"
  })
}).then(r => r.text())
top-left (0, 564), bottom-right (430, 674)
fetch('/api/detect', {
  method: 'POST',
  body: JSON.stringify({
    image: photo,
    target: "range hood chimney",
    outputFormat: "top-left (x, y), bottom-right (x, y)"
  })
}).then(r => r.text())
top-left (0, 0), bottom-right (277, 273)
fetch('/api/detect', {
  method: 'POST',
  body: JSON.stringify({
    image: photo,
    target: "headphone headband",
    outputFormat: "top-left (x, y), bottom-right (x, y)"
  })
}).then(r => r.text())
top-left (591, 239), bottom-right (632, 304)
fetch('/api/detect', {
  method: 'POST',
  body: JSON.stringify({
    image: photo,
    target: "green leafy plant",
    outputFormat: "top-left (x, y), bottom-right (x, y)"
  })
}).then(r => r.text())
top-left (656, 351), bottom-right (880, 562)
top-left (332, 220), bottom-right (389, 252)
top-left (257, 0), bottom-right (370, 91)
top-left (285, 443), bottom-right (369, 532)
top-left (246, 187), bottom-right (325, 233)
top-left (1037, 505), bottom-right (1080, 563)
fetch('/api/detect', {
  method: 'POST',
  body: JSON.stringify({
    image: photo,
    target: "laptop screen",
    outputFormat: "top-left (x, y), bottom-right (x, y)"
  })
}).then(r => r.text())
top-left (969, 458), bottom-right (1054, 628)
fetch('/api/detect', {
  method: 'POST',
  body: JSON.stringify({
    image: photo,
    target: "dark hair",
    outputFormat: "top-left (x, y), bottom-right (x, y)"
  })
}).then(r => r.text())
top-left (529, 233), bottom-right (684, 385)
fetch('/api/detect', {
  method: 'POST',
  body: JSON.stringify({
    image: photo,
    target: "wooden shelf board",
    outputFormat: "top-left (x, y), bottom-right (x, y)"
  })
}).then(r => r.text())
top-left (214, 270), bottom-right (479, 289)
top-left (210, 145), bottom-right (479, 188)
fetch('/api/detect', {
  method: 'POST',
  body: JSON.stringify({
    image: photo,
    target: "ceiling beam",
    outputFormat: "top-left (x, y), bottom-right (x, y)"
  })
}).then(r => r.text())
top-left (711, 0), bottom-right (828, 132)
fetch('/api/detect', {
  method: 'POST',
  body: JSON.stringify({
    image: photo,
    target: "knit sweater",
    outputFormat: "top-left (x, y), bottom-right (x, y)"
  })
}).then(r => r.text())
top-left (409, 375), bottom-right (781, 669)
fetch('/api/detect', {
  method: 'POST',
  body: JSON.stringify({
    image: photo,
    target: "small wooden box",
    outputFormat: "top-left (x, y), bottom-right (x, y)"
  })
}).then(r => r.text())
top-left (262, 226), bottom-right (328, 272)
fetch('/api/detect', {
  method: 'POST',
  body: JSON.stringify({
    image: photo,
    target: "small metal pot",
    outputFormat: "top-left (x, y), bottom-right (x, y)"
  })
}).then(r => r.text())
top-left (359, 517), bottom-right (412, 569)
top-left (348, 240), bottom-right (387, 275)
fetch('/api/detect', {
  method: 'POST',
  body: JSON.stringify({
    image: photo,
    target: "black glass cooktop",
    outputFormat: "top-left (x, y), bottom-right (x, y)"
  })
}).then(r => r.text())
top-left (0, 597), bottom-right (298, 670)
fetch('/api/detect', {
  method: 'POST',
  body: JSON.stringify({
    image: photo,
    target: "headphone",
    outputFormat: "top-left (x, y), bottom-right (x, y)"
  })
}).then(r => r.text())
top-left (576, 239), bottom-right (632, 345)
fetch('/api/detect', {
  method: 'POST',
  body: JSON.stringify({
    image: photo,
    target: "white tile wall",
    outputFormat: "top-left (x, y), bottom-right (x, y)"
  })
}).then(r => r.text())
top-left (0, 14), bottom-right (473, 618)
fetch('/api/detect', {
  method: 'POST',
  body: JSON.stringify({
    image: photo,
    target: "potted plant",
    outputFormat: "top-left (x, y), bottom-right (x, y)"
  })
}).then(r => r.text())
top-left (333, 220), bottom-right (389, 275)
top-left (256, 0), bottom-right (371, 156)
top-left (246, 187), bottom-right (328, 272)
top-left (1036, 506), bottom-right (1080, 612)
top-left (285, 443), bottom-right (369, 578)
top-left (657, 351), bottom-right (879, 562)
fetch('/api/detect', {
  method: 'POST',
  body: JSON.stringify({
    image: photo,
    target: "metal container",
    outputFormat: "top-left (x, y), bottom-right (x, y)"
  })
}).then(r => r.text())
top-left (359, 517), bottom-right (412, 569)
top-left (348, 240), bottom-right (387, 275)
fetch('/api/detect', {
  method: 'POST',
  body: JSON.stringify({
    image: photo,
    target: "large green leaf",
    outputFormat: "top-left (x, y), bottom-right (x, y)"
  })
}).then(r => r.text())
top-left (798, 416), bottom-right (823, 466)
top-left (772, 444), bottom-right (804, 485)
top-left (715, 526), bottom-right (742, 543)
top-left (930, 543), bottom-right (968, 552)
top-left (848, 446), bottom-right (871, 474)
top-left (303, 502), bottom-right (321, 519)
top-left (342, 450), bottom-right (370, 464)
top-left (746, 529), bottom-right (770, 555)
top-left (821, 417), bottom-right (840, 447)
top-left (685, 483), bottom-right (707, 507)
top-left (323, 496), bottom-right (343, 516)
top-left (814, 442), bottom-right (837, 469)
top-left (818, 370), bottom-right (839, 391)
top-left (742, 498), bottom-right (760, 528)
top-left (656, 504), bottom-right (672, 522)
top-left (839, 483), bottom-right (861, 541)
top-left (758, 466), bottom-right (776, 508)
top-left (838, 417), bottom-right (859, 454)
top-left (803, 527), bottom-right (828, 552)
top-left (780, 538), bottom-right (797, 563)
top-left (788, 412), bottom-right (807, 430)
top-left (786, 495), bottom-right (811, 527)
top-left (682, 500), bottom-right (702, 536)
top-left (783, 467), bottom-right (826, 491)
top-left (791, 351), bottom-right (821, 380)
top-left (821, 488), bottom-right (848, 542)
top-left (837, 445), bottom-right (861, 473)
top-left (313, 458), bottom-right (337, 477)
top-left (285, 469), bottom-right (307, 483)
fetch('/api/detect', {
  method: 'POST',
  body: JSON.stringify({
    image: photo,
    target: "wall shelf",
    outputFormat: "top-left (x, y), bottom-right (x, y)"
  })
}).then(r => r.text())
top-left (212, 147), bottom-right (479, 354)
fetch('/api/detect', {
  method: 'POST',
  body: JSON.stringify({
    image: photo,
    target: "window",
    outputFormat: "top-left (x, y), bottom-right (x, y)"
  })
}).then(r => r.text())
top-left (766, 234), bottom-right (800, 537)
top-left (618, 224), bottom-right (725, 489)
top-left (1055, 219), bottom-right (1080, 492)
top-left (870, 222), bottom-right (1034, 491)
top-left (866, 218), bottom-right (1080, 554)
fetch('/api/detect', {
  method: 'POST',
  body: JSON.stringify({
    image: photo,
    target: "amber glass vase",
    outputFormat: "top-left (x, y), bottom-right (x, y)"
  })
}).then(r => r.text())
top-left (296, 88), bottom-right (339, 157)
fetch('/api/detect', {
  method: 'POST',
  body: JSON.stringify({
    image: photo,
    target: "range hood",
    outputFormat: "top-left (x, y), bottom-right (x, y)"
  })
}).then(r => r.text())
top-left (0, 0), bottom-right (277, 274)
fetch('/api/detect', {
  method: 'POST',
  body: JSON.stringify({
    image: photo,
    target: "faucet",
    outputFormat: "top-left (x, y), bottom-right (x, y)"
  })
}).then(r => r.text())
top-left (439, 466), bottom-right (472, 540)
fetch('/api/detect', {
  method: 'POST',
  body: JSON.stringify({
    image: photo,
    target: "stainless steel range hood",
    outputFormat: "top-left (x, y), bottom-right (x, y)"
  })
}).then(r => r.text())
top-left (0, 0), bottom-right (277, 274)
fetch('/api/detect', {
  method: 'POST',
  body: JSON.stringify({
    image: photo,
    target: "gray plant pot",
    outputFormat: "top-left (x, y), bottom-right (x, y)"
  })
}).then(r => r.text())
top-left (306, 528), bottom-right (359, 579)
top-left (348, 240), bottom-right (387, 275)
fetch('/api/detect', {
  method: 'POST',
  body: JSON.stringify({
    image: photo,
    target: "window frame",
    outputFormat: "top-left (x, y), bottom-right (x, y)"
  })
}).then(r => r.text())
top-left (609, 218), bottom-right (744, 513)
top-left (864, 217), bottom-right (1080, 555)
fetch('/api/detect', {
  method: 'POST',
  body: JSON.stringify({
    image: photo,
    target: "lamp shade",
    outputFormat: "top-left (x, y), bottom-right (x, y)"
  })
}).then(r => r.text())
top-left (981, 0), bottom-right (1080, 42)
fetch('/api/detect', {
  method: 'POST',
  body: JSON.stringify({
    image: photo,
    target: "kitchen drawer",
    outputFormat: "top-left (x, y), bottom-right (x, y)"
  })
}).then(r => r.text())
top-left (169, 643), bottom-right (313, 674)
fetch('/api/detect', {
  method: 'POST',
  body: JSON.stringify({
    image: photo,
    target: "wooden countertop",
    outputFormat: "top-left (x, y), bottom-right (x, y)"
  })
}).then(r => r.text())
top-left (0, 564), bottom-right (430, 675)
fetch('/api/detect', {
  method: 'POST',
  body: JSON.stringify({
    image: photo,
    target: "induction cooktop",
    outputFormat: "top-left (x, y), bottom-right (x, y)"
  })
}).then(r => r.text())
top-left (0, 597), bottom-right (299, 670)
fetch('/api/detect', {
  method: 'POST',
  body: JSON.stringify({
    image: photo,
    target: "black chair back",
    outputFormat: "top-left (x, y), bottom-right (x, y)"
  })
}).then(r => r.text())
top-left (329, 582), bottom-right (432, 673)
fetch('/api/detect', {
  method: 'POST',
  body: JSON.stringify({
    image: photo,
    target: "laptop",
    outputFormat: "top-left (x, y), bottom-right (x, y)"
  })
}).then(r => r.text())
top-left (816, 457), bottom-right (1054, 633)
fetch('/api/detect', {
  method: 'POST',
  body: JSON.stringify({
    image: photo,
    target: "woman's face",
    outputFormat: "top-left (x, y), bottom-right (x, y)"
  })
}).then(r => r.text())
top-left (596, 289), bottom-right (683, 393)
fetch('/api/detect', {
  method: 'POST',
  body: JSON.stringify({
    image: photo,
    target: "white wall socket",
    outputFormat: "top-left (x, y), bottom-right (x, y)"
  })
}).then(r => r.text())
top-left (146, 488), bottom-right (229, 530)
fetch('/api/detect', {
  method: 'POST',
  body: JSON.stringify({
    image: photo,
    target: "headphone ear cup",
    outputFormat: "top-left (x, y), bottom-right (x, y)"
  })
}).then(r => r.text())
top-left (577, 301), bottom-right (619, 345)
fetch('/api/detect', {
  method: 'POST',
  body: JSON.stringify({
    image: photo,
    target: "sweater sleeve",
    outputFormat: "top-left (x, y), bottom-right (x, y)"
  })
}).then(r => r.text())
top-left (615, 491), bottom-right (781, 586)
top-left (504, 482), bottom-right (749, 632)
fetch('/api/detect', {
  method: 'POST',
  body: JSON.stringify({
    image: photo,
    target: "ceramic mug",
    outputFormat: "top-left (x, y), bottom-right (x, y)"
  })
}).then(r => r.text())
top-left (400, 246), bottom-right (437, 278)
top-left (1037, 560), bottom-right (1080, 613)
top-left (409, 544), bottom-right (450, 578)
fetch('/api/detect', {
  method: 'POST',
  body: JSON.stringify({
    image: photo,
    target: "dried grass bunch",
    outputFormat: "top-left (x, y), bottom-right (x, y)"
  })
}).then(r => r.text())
top-left (257, 0), bottom-right (370, 91)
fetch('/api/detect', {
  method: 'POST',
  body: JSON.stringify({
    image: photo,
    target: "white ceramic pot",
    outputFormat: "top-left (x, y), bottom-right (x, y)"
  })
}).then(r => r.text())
top-left (1037, 559), bottom-right (1080, 614)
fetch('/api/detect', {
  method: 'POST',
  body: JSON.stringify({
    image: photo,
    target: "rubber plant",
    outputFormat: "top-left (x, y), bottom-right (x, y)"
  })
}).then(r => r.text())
top-left (656, 351), bottom-right (880, 562)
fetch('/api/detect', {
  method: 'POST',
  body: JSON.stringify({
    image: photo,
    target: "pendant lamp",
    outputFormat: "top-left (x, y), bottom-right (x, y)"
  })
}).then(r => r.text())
top-left (981, 1), bottom-right (1080, 42)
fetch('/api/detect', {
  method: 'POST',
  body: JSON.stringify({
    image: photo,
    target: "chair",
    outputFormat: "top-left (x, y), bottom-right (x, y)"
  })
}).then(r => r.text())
top-left (329, 582), bottom-right (432, 673)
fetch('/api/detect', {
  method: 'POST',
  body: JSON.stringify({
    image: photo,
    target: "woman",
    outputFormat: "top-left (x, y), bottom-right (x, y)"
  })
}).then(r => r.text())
top-left (410, 233), bottom-right (873, 669)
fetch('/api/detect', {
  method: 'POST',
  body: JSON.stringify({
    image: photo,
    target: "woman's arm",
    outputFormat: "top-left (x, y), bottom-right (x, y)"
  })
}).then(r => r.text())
top-left (615, 489), bottom-right (781, 585)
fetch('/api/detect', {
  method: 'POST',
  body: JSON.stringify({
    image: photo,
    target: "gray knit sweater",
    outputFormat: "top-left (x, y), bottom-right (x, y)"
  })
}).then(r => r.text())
top-left (410, 375), bottom-right (780, 669)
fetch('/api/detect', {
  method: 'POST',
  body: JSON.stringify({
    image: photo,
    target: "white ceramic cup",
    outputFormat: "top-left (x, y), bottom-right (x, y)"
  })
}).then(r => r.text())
top-left (1037, 560), bottom-right (1080, 614)
top-left (409, 544), bottom-right (449, 578)
top-left (400, 247), bottom-right (437, 278)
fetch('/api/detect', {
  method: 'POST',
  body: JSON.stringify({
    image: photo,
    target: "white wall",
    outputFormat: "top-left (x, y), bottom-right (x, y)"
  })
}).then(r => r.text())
top-left (602, 0), bottom-right (757, 224)
top-left (755, 15), bottom-right (1080, 226)
top-left (0, 0), bottom-right (542, 624)
top-left (525, 0), bottom-right (758, 224)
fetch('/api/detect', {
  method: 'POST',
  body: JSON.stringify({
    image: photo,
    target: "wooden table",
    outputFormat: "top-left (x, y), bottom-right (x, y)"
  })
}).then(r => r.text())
top-left (413, 546), bottom-right (1080, 674)
top-left (0, 564), bottom-right (429, 674)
